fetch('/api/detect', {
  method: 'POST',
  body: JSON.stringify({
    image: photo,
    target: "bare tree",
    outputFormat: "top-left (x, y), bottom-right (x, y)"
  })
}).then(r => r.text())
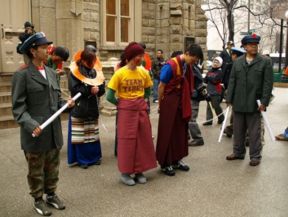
top-left (202, 0), bottom-right (239, 46)
top-left (206, 1), bottom-right (228, 46)
top-left (202, 0), bottom-right (282, 49)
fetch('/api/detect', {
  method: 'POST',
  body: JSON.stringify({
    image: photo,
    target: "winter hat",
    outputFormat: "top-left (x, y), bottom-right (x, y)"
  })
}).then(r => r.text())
top-left (124, 42), bottom-right (144, 61)
top-left (213, 56), bottom-right (223, 67)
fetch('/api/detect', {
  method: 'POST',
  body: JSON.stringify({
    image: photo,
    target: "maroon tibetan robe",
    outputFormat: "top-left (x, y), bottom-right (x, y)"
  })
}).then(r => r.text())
top-left (117, 98), bottom-right (157, 174)
top-left (156, 56), bottom-right (194, 166)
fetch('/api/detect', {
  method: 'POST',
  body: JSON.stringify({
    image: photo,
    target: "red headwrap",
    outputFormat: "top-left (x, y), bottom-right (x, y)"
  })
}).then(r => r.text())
top-left (124, 42), bottom-right (144, 61)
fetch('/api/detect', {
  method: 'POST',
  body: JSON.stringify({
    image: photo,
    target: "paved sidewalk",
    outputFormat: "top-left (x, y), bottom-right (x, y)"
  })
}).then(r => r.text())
top-left (0, 88), bottom-right (287, 217)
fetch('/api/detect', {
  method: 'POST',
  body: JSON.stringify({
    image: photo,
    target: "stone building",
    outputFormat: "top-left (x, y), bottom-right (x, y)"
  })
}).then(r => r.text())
top-left (0, 0), bottom-right (207, 72)
top-left (0, 0), bottom-right (207, 127)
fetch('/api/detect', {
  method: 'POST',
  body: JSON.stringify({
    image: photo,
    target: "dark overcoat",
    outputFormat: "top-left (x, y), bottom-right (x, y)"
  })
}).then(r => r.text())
top-left (226, 54), bottom-right (273, 113)
top-left (12, 63), bottom-right (64, 152)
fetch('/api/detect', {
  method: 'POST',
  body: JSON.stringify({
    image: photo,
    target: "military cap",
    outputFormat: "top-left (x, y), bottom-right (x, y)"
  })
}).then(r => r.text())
top-left (19, 32), bottom-right (52, 54)
top-left (231, 47), bottom-right (246, 56)
top-left (241, 34), bottom-right (261, 45)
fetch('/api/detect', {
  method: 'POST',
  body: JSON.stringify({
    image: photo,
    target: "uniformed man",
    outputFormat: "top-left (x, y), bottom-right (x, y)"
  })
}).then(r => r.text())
top-left (12, 32), bottom-right (75, 216)
top-left (226, 34), bottom-right (273, 166)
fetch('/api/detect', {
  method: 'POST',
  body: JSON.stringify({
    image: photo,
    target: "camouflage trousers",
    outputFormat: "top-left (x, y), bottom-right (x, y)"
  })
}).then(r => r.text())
top-left (24, 149), bottom-right (60, 199)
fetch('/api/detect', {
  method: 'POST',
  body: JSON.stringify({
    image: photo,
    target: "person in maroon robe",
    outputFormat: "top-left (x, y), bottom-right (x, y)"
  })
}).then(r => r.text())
top-left (156, 44), bottom-right (203, 176)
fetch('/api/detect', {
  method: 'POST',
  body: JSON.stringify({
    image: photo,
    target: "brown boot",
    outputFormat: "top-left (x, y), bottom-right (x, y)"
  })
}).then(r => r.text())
top-left (226, 153), bottom-right (245, 161)
top-left (249, 159), bottom-right (261, 166)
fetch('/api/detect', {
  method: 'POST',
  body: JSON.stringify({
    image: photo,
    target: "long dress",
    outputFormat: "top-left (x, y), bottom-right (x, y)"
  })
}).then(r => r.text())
top-left (67, 63), bottom-right (105, 167)
top-left (156, 56), bottom-right (193, 166)
top-left (107, 66), bottom-right (157, 174)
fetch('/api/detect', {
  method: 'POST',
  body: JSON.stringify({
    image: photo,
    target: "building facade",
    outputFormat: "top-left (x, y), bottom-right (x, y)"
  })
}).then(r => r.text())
top-left (0, 0), bottom-right (207, 73)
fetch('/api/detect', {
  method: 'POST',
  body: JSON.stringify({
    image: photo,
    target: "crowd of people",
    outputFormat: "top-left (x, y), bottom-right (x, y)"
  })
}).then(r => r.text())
top-left (11, 21), bottom-right (280, 216)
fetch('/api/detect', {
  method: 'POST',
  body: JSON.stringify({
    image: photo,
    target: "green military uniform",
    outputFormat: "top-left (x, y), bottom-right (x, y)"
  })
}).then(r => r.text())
top-left (12, 63), bottom-right (64, 199)
top-left (226, 53), bottom-right (273, 160)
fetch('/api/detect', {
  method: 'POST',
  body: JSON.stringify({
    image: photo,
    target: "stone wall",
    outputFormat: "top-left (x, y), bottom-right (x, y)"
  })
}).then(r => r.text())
top-left (31, 0), bottom-right (56, 43)
top-left (142, 0), bottom-right (207, 59)
top-left (31, 0), bottom-right (207, 62)
top-left (83, 0), bottom-right (100, 49)
top-left (32, 0), bottom-right (84, 57)
top-left (141, 0), bottom-right (157, 54)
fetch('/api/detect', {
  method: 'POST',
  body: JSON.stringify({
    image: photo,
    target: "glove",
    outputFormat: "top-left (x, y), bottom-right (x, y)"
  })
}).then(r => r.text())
top-left (206, 94), bottom-right (211, 102)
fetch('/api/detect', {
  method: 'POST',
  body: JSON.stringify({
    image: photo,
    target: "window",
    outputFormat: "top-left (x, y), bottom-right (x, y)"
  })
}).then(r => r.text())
top-left (103, 0), bottom-right (134, 47)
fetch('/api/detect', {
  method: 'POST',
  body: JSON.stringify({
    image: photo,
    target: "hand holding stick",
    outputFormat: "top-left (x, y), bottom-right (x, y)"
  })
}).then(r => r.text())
top-left (32, 92), bottom-right (81, 137)
top-left (257, 100), bottom-right (275, 142)
top-left (218, 106), bottom-right (230, 143)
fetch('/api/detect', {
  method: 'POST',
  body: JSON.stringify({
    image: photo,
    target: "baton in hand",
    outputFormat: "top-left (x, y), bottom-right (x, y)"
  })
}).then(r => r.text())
top-left (218, 106), bottom-right (230, 143)
top-left (257, 100), bottom-right (275, 142)
top-left (32, 92), bottom-right (81, 137)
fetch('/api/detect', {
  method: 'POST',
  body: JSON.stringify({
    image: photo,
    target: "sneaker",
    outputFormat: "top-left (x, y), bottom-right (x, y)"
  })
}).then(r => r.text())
top-left (134, 173), bottom-right (147, 184)
top-left (34, 199), bottom-right (52, 216)
top-left (46, 194), bottom-right (65, 210)
top-left (161, 166), bottom-right (175, 176)
top-left (120, 174), bottom-right (136, 186)
top-left (188, 139), bottom-right (204, 146)
top-left (173, 161), bottom-right (190, 171)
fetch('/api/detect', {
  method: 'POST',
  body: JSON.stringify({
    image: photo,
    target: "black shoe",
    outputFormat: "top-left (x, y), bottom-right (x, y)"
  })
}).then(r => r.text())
top-left (161, 166), bottom-right (175, 176)
top-left (173, 161), bottom-right (190, 171)
top-left (226, 153), bottom-right (245, 161)
top-left (79, 164), bottom-right (88, 169)
top-left (249, 159), bottom-right (261, 166)
top-left (203, 122), bottom-right (212, 126)
top-left (217, 119), bottom-right (224, 124)
top-left (188, 139), bottom-right (204, 146)
top-left (46, 194), bottom-right (65, 210)
top-left (93, 160), bottom-right (101, 165)
top-left (34, 199), bottom-right (52, 216)
top-left (224, 127), bottom-right (233, 138)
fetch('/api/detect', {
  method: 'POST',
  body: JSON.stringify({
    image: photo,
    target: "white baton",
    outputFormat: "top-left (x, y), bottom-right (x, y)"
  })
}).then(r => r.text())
top-left (218, 106), bottom-right (230, 143)
top-left (257, 100), bottom-right (275, 142)
top-left (32, 92), bottom-right (81, 137)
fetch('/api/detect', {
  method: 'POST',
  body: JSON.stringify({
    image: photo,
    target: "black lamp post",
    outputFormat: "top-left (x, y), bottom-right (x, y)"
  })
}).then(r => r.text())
top-left (279, 19), bottom-right (284, 73)
top-left (285, 10), bottom-right (288, 68)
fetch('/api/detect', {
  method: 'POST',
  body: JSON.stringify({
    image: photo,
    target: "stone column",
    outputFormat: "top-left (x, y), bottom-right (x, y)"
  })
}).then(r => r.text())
top-left (55, 0), bottom-right (83, 57)
top-left (31, 0), bottom-right (56, 43)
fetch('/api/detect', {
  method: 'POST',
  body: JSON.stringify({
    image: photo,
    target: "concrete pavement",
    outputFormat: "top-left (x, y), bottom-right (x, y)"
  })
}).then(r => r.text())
top-left (0, 87), bottom-right (288, 217)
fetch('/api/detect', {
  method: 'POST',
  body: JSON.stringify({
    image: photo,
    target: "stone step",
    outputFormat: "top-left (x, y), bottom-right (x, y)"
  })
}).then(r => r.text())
top-left (0, 115), bottom-right (18, 129)
top-left (0, 81), bottom-right (12, 92)
top-left (0, 92), bottom-right (12, 104)
top-left (0, 72), bottom-right (13, 82)
top-left (0, 113), bottom-right (69, 130)
top-left (0, 103), bottom-right (12, 116)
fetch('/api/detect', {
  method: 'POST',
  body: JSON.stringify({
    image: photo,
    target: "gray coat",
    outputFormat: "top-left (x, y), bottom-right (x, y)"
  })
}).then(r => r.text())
top-left (226, 54), bottom-right (273, 113)
top-left (12, 64), bottom-right (64, 152)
